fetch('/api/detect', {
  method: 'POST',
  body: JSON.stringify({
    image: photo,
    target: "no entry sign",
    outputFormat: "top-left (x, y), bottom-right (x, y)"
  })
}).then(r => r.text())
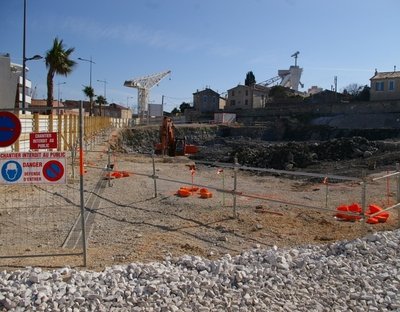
top-left (0, 151), bottom-right (66, 184)
top-left (0, 112), bottom-right (21, 147)
top-left (30, 132), bottom-right (58, 149)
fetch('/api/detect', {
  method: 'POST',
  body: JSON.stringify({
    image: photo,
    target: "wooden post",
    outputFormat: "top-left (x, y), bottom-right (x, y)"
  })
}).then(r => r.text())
top-left (57, 114), bottom-right (62, 150)
top-left (63, 114), bottom-right (68, 151)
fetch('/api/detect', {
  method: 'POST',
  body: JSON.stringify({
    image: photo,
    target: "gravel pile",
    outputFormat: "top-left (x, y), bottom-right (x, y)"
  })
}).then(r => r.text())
top-left (1, 230), bottom-right (399, 311)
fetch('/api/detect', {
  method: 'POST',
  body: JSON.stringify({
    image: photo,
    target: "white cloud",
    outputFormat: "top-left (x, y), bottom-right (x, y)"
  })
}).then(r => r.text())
top-left (60, 17), bottom-right (229, 55)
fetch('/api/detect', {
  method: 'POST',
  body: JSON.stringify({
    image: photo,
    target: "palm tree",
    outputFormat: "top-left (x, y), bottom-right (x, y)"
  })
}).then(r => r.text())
top-left (83, 86), bottom-right (95, 116)
top-left (45, 37), bottom-right (76, 114)
top-left (95, 95), bottom-right (107, 116)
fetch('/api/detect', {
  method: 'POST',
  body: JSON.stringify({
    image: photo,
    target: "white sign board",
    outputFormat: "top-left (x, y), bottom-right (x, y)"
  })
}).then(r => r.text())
top-left (0, 152), bottom-right (67, 184)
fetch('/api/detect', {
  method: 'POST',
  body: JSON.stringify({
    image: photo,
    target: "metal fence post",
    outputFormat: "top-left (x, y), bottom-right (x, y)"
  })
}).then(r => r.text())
top-left (152, 153), bottom-right (158, 198)
top-left (233, 156), bottom-right (239, 219)
top-left (361, 170), bottom-right (367, 233)
top-left (79, 101), bottom-right (87, 267)
top-left (107, 146), bottom-right (113, 187)
top-left (324, 177), bottom-right (329, 209)
top-left (396, 163), bottom-right (400, 228)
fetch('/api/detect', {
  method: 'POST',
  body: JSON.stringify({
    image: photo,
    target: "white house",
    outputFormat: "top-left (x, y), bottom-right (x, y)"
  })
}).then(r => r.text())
top-left (0, 53), bottom-right (34, 112)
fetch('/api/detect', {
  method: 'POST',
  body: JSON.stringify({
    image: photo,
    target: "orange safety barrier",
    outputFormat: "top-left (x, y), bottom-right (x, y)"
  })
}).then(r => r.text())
top-left (176, 186), bottom-right (213, 199)
top-left (177, 188), bottom-right (191, 197)
top-left (335, 203), bottom-right (362, 221)
top-left (335, 203), bottom-right (389, 223)
top-left (199, 188), bottom-right (213, 198)
top-left (104, 170), bottom-right (131, 180)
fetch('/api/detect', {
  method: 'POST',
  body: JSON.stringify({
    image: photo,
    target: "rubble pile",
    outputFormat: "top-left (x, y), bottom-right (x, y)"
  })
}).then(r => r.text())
top-left (193, 137), bottom-right (400, 172)
top-left (122, 125), bottom-right (400, 174)
top-left (1, 230), bottom-right (399, 311)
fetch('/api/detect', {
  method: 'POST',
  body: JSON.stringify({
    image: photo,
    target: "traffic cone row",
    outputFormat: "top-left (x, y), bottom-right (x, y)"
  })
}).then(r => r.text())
top-left (335, 203), bottom-right (389, 224)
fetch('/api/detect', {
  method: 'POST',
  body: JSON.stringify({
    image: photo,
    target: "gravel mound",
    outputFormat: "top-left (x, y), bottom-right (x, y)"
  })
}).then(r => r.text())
top-left (1, 230), bottom-right (399, 311)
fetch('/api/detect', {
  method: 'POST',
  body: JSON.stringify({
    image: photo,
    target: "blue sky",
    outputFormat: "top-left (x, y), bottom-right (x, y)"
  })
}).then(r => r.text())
top-left (1, 0), bottom-right (399, 112)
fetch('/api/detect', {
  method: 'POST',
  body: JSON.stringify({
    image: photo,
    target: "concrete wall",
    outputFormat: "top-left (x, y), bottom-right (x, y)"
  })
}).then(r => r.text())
top-left (229, 100), bottom-right (400, 129)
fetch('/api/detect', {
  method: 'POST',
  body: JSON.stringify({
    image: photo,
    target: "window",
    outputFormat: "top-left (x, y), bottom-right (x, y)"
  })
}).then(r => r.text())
top-left (245, 90), bottom-right (248, 96)
top-left (230, 100), bottom-right (235, 106)
top-left (203, 95), bottom-right (207, 103)
top-left (245, 99), bottom-right (248, 105)
top-left (231, 90), bottom-right (235, 96)
top-left (375, 81), bottom-right (384, 91)
top-left (389, 80), bottom-right (395, 91)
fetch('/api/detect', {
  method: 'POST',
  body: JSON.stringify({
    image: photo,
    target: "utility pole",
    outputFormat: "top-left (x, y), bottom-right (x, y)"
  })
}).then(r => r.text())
top-left (161, 95), bottom-right (164, 116)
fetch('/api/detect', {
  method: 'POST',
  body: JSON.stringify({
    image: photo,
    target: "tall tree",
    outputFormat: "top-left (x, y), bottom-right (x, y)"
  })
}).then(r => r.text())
top-left (179, 102), bottom-right (191, 114)
top-left (83, 86), bottom-right (95, 116)
top-left (96, 95), bottom-right (107, 116)
top-left (45, 37), bottom-right (76, 114)
top-left (245, 71), bottom-right (256, 86)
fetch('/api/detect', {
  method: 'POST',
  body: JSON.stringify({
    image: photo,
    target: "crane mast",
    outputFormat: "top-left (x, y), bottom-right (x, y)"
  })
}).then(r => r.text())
top-left (124, 70), bottom-right (171, 122)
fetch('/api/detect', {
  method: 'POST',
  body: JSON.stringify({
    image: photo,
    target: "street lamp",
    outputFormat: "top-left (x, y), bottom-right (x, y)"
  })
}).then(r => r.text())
top-left (78, 57), bottom-right (95, 88)
top-left (97, 79), bottom-right (107, 98)
top-left (57, 81), bottom-right (66, 104)
top-left (22, 0), bottom-right (42, 114)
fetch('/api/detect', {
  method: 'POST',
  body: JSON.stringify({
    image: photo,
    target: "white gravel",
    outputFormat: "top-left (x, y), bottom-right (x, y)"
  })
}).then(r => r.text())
top-left (1, 230), bottom-right (399, 312)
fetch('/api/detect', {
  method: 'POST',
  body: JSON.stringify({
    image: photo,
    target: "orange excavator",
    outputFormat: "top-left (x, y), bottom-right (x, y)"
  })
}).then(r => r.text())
top-left (155, 117), bottom-right (198, 156)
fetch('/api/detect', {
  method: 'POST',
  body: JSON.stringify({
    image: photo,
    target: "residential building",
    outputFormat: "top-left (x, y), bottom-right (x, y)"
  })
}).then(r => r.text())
top-left (226, 84), bottom-right (269, 109)
top-left (0, 53), bottom-right (35, 111)
top-left (370, 70), bottom-right (400, 101)
top-left (63, 100), bottom-right (132, 118)
top-left (307, 85), bottom-right (323, 95)
top-left (193, 88), bottom-right (226, 113)
top-left (104, 103), bottom-right (132, 119)
top-left (31, 99), bottom-right (66, 115)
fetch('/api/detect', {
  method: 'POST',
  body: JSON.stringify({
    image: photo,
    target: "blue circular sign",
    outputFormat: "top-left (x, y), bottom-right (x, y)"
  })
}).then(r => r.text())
top-left (0, 112), bottom-right (22, 147)
top-left (42, 160), bottom-right (64, 182)
top-left (1, 160), bottom-right (22, 182)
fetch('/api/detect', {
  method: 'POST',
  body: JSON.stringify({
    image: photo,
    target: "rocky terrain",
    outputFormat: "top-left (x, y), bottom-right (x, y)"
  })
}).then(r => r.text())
top-left (122, 124), bottom-right (400, 178)
top-left (1, 230), bottom-right (399, 311)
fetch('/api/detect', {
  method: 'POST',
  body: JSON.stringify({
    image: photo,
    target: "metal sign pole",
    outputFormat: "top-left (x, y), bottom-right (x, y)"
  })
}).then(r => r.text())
top-left (233, 157), bottom-right (239, 219)
top-left (79, 101), bottom-right (87, 266)
top-left (152, 153), bottom-right (157, 198)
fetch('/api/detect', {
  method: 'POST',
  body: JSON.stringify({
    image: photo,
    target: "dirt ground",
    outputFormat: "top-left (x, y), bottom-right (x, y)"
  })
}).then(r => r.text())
top-left (1, 130), bottom-right (399, 271)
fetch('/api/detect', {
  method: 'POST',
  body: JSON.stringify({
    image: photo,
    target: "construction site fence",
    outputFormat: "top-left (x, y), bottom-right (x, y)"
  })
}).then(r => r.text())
top-left (1, 144), bottom-right (399, 268)
top-left (111, 153), bottom-right (400, 229)
top-left (0, 111), bottom-right (130, 153)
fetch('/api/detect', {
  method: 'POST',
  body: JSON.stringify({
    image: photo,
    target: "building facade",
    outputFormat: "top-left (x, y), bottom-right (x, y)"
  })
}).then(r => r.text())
top-left (370, 70), bottom-right (400, 101)
top-left (193, 88), bottom-right (226, 113)
top-left (226, 84), bottom-right (269, 109)
top-left (0, 53), bottom-right (35, 111)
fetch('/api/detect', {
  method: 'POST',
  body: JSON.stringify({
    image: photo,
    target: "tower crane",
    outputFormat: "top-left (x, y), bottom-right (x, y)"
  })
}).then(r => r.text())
top-left (257, 51), bottom-right (303, 91)
top-left (124, 70), bottom-right (171, 121)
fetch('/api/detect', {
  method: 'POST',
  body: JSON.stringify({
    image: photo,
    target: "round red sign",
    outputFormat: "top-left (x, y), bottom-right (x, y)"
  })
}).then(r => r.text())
top-left (42, 160), bottom-right (64, 182)
top-left (0, 112), bottom-right (22, 147)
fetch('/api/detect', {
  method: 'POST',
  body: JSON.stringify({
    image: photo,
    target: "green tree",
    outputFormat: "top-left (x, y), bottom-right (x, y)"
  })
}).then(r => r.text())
top-left (179, 102), bottom-right (191, 114)
top-left (45, 37), bottom-right (76, 114)
top-left (82, 86), bottom-right (95, 116)
top-left (356, 85), bottom-right (370, 101)
top-left (171, 107), bottom-right (180, 116)
top-left (245, 71), bottom-right (256, 86)
top-left (96, 95), bottom-right (107, 116)
top-left (342, 83), bottom-right (370, 102)
top-left (269, 85), bottom-right (289, 99)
